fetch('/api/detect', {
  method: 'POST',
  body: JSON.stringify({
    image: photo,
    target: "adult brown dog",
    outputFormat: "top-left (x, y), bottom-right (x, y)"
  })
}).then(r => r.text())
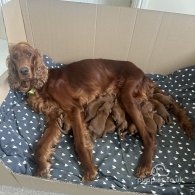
top-left (7, 42), bottom-right (193, 182)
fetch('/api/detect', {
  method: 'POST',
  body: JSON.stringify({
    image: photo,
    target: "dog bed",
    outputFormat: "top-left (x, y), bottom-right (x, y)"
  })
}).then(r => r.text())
top-left (0, 55), bottom-right (195, 195)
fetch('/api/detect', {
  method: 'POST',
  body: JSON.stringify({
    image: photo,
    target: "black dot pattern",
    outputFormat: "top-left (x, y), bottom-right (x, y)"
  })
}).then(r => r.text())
top-left (0, 56), bottom-right (194, 195)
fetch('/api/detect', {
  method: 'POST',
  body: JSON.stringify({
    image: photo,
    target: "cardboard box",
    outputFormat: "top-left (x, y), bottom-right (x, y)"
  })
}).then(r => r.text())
top-left (3, 0), bottom-right (195, 74)
top-left (1, 0), bottom-right (195, 194)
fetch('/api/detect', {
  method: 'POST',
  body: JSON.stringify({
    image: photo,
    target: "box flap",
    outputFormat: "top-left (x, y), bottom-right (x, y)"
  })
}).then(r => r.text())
top-left (0, 161), bottom-right (20, 187)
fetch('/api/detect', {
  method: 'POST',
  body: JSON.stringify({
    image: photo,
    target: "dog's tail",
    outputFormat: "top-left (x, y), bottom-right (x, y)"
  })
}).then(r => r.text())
top-left (169, 101), bottom-right (193, 138)
top-left (153, 83), bottom-right (193, 138)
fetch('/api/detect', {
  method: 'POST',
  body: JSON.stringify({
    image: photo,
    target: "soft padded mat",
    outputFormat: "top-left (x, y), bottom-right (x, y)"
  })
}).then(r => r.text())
top-left (0, 56), bottom-right (195, 195)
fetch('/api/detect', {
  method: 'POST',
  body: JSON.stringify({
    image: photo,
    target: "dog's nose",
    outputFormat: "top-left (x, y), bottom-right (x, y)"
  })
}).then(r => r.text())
top-left (20, 67), bottom-right (29, 75)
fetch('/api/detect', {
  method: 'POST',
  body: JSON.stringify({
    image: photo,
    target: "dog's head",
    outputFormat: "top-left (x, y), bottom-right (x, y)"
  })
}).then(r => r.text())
top-left (7, 42), bottom-right (48, 92)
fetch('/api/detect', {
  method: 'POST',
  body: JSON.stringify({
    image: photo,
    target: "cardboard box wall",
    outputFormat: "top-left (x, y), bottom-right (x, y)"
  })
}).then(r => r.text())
top-left (1, 0), bottom-right (195, 194)
top-left (3, 0), bottom-right (195, 74)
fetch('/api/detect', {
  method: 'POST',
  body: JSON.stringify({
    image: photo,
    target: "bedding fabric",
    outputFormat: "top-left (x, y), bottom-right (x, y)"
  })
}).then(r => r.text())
top-left (0, 55), bottom-right (195, 195)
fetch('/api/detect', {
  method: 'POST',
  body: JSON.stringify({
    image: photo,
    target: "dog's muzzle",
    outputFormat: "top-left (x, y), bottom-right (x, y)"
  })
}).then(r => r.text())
top-left (19, 67), bottom-right (29, 76)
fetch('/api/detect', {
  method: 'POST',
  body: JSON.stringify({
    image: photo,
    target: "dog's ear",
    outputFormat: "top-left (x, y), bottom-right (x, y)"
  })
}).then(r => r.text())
top-left (32, 49), bottom-right (48, 89)
top-left (33, 49), bottom-right (42, 66)
top-left (6, 55), bottom-right (20, 90)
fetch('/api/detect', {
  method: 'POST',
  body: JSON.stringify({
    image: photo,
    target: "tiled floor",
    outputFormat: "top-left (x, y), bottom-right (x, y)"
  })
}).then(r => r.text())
top-left (0, 38), bottom-right (9, 75)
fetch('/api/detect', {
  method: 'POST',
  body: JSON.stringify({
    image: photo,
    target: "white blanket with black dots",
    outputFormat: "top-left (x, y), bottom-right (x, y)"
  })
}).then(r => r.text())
top-left (0, 55), bottom-right (194, 195)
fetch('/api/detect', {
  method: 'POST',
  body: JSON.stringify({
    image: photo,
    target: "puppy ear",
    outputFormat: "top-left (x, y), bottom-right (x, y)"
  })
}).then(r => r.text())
top-left (6, 55), bottom-right (20, 90)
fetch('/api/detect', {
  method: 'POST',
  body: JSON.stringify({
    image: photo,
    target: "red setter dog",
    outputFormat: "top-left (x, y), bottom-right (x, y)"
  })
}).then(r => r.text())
top-left (7, 42), bottom-right (193, 182)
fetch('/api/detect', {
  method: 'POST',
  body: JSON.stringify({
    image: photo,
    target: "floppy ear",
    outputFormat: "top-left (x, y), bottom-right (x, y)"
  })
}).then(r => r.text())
top-left (32, 49), bottom-right (48, 89)
top-left (7, 55), bottom-right (21, 90)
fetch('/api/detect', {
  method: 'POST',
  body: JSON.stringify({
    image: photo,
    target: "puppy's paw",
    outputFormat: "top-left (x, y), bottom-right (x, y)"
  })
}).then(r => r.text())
top-left (165, 115), bottom-right (172, 125)
top-left (128, 124), bottom-right (137, 135)
top-left (118, 121), bottom-right (128, 131)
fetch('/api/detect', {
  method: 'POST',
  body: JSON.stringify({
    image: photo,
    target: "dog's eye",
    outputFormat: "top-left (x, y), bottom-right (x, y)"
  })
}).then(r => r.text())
top-left (13, 53), bottom-right (18, 60)
top-left (26, 52), bottom-right (32, 58)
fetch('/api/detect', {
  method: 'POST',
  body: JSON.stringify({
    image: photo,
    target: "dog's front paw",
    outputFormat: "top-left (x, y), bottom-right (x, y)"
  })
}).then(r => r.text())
top-left (82, 165), bottom-right (98, 182)
top-left (35, 162), bottom-right (51, 178)
top-left (135, 162), bottom-right (152, 179)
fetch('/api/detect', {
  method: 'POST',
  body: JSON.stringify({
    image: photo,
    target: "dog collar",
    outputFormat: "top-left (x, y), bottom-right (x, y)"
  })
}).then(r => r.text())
top-left (27, 88), bottom-right (36, 95)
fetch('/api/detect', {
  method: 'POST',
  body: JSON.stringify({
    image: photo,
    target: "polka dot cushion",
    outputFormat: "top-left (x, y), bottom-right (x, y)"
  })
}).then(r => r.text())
top-left (0, 55), bottom-right (194, 194)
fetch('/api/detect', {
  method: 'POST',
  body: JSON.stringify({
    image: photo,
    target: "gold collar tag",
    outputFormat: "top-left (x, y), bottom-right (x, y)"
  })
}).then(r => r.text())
top-left (27, 88), bottom-right (36, 95)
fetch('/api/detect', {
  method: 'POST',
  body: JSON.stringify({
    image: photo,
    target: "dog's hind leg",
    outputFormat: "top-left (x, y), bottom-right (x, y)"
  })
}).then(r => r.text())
top-left (120, 80), bottom-right (156, 178)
